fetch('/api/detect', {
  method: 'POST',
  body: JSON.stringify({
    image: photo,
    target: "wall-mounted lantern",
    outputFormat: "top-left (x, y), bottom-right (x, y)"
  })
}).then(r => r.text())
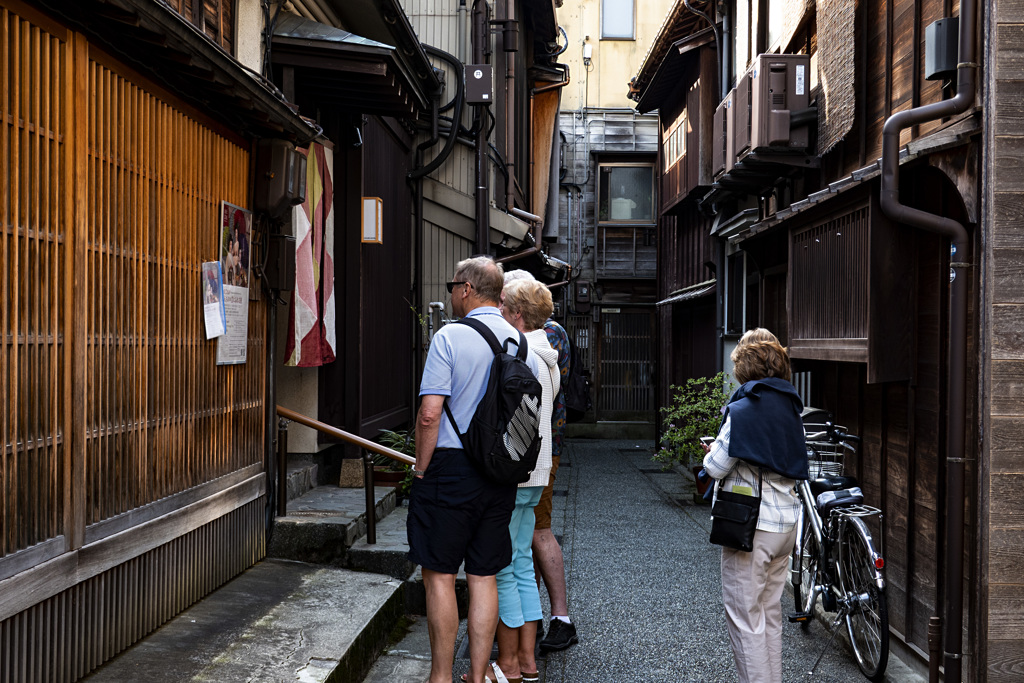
top-left (361, 197), bottom-right (383, 244)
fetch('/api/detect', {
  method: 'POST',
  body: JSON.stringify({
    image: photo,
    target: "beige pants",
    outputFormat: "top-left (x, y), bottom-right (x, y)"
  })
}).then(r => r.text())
top-left (720, 527), bottom-right (798, 683)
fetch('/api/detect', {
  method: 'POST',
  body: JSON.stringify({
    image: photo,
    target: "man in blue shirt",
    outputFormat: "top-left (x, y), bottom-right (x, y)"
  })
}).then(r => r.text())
top-left (409, 256), bottom-right (539, 683)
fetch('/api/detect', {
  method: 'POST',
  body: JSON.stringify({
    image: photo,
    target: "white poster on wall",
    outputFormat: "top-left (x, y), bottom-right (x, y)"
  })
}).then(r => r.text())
top-left (216, 201), bottom-right (252, 365)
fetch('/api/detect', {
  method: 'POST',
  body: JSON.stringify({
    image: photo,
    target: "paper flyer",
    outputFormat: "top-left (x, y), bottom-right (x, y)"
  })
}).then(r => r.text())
top-left (216, 202), bottom-right (253, 365)
top-left (201, 261), bottom-right (226, 339)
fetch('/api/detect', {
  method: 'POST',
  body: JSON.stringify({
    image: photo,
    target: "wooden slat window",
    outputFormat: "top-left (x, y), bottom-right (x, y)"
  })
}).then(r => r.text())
top-left (1, 8), bottom-right (68, 558)
top-left (160, 0), bottom-right (235, 54)
top-left (789, 205), bottom-right (869, 341)
top-left (85, 57), bottom-right (259, 524)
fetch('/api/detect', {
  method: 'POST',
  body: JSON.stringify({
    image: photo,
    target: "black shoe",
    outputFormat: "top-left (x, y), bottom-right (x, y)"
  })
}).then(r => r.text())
top-left (539, 618), bottom-right (578, 652)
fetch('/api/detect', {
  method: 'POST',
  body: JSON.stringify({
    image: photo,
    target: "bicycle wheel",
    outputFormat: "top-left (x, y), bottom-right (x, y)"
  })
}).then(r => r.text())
top-left (793, 515), bottom-right (820, 623)
top-left (837, 518), bottom-right (889, 681)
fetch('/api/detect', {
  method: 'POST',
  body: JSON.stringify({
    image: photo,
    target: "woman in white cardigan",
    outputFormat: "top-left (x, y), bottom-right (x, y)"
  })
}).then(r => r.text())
top-left (489, 277), bottom-right (559, 683)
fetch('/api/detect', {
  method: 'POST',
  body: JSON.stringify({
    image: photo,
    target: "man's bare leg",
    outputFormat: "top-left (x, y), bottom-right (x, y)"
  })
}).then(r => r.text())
top-left (465, 573), bottom-right (500, 683)
top-left (532, 528), bottom-right (568, 616)
top-left (423, 568), bottom-right (459, 683)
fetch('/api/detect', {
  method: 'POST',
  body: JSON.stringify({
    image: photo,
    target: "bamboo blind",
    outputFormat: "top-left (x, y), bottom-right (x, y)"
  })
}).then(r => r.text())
top-left (1, 7), bottom-right (67, 558)
top-left (2, 2), bottom-right (265, 558)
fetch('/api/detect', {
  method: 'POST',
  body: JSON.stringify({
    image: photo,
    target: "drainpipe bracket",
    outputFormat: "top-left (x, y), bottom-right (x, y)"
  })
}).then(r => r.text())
top-left (944, 652), bottom-right (963, 660)
top-left (951, 261), bottom-right (972, 268)
top-left (957, 62), bottom-right (980, 69)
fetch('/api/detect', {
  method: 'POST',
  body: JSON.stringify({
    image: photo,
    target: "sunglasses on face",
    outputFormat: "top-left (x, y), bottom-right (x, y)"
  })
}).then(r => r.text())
top-left (446, 281), bottom-right (469, 293)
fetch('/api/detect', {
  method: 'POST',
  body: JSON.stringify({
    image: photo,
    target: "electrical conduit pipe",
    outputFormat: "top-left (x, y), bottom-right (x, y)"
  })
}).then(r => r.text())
top-left (878, 0), bottom-right (977, 680)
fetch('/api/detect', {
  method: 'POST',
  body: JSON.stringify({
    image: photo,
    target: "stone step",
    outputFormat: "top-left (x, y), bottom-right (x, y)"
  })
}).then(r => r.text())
top-left (267, 485), bottom-right (397, 565)
top-left (284, 454), bottom-right (319, 501)
top-left (86, 560), bottom-right (406, 683)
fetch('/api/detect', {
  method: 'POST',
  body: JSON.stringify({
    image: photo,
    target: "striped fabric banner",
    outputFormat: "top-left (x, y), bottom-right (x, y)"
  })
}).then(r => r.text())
top-left (284, 143), bottom-right (336, 366)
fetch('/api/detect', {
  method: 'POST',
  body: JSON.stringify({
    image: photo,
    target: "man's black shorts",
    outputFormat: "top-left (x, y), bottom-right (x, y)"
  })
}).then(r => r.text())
top-left (407, 448), bottom-right (516, 576)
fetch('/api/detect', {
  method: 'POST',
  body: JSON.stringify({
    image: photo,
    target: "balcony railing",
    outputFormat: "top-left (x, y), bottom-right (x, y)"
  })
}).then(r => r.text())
top-left (596, 224), bottom-right (657, 279)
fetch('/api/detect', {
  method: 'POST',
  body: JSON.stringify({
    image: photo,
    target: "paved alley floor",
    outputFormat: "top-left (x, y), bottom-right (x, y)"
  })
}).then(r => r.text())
top-left (452, 438), bottom-right (925, 683)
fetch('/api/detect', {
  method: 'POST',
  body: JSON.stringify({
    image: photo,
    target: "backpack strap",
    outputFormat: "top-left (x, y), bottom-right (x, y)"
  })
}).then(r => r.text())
top-left (457, 316), bottom-right (528, 361)
top-left (440, 317), bottom-right (526, 442)
top-left (456, 317), bottom-right (503, 355)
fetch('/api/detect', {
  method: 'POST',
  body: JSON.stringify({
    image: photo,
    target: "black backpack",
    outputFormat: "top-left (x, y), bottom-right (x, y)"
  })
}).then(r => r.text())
top-left (563, 338), bottom-right (592, 422)
top-left (442, 317), bottom-right (543, 484)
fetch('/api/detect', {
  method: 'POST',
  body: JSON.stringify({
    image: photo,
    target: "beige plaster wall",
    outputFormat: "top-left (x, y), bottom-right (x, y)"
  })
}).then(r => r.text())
top-left (557, 0), bottom-right (676, 110)
top-left (235, 0), bottom-right (265, 71)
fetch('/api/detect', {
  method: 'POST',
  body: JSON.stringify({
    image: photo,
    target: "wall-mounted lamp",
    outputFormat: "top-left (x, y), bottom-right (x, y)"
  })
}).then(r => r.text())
top-left (361, 197), bottom-right (383, 244)
top-left (582, 40), bottom-right (593, 66)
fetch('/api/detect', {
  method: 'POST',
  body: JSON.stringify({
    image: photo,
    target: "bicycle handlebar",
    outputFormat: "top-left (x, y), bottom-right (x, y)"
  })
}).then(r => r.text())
top-left (804, 426), bottom-right (861, 444)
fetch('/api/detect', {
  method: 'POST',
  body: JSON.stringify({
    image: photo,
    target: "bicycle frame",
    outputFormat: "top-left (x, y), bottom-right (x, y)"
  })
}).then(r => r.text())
top-left (791, 480), bottom-right (886, 605)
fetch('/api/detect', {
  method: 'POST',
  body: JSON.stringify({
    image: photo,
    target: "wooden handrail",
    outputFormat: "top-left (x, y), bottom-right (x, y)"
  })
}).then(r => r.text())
top-left (275, 405), bottom-right (416, 466)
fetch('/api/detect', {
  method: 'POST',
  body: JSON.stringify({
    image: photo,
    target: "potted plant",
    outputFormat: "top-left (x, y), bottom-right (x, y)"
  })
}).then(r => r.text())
top-left (653, 372), bottom-right (733, 498)
top-left (373, 429), bottom-right (416, 499)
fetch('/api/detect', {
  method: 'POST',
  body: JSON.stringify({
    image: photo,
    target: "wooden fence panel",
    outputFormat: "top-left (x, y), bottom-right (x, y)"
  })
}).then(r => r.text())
top-left (1, 6), bottom-right (67, 559)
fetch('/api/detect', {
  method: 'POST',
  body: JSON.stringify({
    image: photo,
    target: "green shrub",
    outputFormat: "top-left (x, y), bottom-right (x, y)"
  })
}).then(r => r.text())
top-left (374, 429), bottom-right (415, 497)
top-left (654, 372), bottom-right (733, 470)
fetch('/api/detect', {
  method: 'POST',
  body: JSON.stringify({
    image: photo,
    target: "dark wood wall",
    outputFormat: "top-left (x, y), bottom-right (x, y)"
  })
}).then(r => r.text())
top-left (320, 116), bottom-right (415, 440)
top-left (986, 0), bottom-right (1024, 676)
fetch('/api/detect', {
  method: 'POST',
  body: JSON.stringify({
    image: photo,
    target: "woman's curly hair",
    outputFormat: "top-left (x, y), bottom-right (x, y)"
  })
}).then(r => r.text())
top-left (730, 328), bottom-right (791, 385)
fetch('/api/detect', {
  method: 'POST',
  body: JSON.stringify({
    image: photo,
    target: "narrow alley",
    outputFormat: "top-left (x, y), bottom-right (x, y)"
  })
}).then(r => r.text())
top-left (371, 439), bottom-right (925, 683)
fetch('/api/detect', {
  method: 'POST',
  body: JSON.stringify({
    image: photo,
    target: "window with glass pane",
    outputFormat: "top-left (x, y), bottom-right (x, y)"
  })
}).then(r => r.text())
top-left (598, 165), bottom-right (655, 222)
top-left (602, 0), bottom-right (635, 39)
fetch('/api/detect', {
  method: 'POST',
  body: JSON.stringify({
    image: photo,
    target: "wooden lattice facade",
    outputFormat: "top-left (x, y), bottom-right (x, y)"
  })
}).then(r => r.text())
top-left (1, 4), bottom-right (267, 680)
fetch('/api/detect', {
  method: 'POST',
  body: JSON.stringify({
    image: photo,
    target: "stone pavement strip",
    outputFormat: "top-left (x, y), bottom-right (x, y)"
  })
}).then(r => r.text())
top-left (374, 438), bottom-right (927, 683)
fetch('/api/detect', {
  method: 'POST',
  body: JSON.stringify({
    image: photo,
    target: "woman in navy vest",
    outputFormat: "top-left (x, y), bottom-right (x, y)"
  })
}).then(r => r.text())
top-left (702, 329), bottom-right (809, 683)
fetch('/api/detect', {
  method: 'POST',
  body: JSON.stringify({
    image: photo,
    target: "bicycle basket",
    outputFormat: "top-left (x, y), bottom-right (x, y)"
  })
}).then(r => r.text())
top-left (807, 441), bottom-right (844, 477)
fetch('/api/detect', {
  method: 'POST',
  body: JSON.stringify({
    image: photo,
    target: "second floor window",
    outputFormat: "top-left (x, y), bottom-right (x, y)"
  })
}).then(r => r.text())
top-left (601, 0), bottom-right (635, 40)
top-left (598, 164), bottom-right (654, 223)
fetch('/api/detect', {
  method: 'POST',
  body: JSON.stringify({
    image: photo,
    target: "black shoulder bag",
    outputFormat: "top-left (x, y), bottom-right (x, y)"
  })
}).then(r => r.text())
top-left (709, 469), bottom-right (763, 552)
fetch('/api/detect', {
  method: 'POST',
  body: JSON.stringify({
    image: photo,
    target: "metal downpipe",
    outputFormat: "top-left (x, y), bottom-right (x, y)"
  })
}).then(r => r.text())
top-left (472, 0), bottom-right (490, 252)
top-left (878, 1), bottom-right (977, 680)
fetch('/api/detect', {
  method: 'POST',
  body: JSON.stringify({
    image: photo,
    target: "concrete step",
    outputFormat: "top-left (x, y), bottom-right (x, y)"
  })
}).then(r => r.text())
top-left (267, 485), bottom-right (397, 565)
top-left (85, 560), bottom-right (406, 683)
top-left (347, 506), bottom-right (470, 617)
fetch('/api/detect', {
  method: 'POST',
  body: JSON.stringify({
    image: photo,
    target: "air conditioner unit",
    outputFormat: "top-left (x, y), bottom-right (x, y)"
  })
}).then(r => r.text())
top-left (712, 89), bottom-right (736, 180)
top-left (734, 71), bottom-right (752, 158)
top-left (744, 53), bottom-right (812, 155)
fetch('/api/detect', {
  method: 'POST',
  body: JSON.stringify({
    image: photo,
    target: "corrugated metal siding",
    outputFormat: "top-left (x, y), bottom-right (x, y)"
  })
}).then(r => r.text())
top-left (405, 0), bottom-right (476, 196)
top-left (555, 110), bottom-right (659, 283)
top-left (421, 219), bottom-right (473, 321)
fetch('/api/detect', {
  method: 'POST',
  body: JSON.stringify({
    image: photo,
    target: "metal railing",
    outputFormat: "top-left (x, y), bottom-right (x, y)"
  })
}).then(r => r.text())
top-left (275, 405), bottom-right (415, 544)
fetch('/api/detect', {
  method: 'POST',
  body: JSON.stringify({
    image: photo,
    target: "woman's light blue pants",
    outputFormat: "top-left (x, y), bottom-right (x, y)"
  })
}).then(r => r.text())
top-left (496, 486), bottom-right (544, 628)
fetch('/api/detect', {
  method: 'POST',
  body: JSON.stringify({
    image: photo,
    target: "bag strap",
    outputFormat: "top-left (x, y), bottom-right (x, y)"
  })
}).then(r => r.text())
top-left (442, 398), bottom-right (470, 449)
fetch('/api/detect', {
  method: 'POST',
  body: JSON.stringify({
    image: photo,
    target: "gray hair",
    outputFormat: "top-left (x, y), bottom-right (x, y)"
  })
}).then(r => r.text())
top-left (503, 269), bottom-right (536, 284)
top-left (454, 255), bottom-right (504, 304)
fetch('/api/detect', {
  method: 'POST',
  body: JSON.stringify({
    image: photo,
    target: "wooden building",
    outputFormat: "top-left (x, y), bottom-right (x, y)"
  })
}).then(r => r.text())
top-left (632, 0), bottom-right (1023, 679)
top-left (1, 0), bottom-right (567, 677)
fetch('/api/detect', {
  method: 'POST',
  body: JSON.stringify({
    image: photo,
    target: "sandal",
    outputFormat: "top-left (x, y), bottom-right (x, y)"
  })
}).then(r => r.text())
top-left (521, 672), bottom-right (539, 683)
top-left (460, 663), bottom-right (521, 683)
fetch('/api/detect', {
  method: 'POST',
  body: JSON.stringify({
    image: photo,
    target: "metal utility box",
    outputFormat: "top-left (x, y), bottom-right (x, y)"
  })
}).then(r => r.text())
top-left (744, 53), bottom-right (811, 155)
top-left (925, 17), bottom-right (959, 81)
top-left (712, 89), bottom-right (736, 179)
top-left (254, 138), bottom-right (306, 218)
top-left (264, 234), bottom-right (297, 291)
top-left (465, 64), bottom-right (494, 105)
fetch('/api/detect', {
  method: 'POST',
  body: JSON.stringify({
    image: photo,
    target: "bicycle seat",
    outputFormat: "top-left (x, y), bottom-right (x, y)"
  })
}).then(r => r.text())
top-left (809, 475), bottom-right (860, 498)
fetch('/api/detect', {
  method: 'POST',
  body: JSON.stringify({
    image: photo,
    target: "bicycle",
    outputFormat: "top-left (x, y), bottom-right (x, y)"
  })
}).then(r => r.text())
top-left (789, 411), bottom-right (889, 681)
